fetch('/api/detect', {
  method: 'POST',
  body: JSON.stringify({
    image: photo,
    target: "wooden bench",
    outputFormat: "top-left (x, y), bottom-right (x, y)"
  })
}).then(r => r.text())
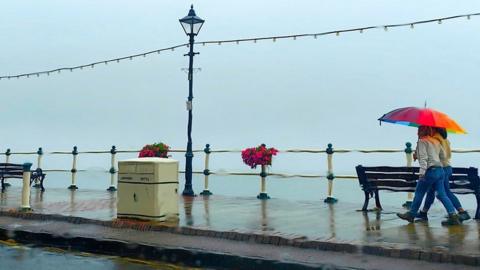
top-left (355, 165), bottom-right (480, 219)
top-left (0, 163), bottom-right (46, 192)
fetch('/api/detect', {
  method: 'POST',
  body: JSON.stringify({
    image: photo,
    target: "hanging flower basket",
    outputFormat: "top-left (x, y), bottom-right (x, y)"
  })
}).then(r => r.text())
top-left (241, 144), bottom-right (278, 169)
top-left (138, 142), bottom-right (170, 158)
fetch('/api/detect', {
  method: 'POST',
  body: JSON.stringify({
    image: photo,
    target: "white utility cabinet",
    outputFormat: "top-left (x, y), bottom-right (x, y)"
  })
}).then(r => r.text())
top-left (117, 158), bottom-right (179, 221)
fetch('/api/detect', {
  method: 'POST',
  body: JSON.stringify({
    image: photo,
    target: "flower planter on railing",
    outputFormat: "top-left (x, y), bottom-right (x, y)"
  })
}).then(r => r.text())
top-left (241, 144), bottom-right (278, 200)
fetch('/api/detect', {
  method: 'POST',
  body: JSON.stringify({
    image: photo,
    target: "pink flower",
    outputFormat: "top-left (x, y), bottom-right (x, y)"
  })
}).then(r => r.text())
top-left (241, 144), bottom-right (279, 169)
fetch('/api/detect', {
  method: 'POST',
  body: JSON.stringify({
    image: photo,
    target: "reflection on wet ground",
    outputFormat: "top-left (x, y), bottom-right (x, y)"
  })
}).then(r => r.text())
top-left (0, 186), bottom-right (479, 256)
top-left (0, 241), bottom-right (203, 270)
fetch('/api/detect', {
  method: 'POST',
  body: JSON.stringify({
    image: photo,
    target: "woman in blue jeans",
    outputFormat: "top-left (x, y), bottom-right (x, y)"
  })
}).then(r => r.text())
top-left (397, 126), bottom-right (460, 225)
top-left (416, 128), bottom-right (471, 222)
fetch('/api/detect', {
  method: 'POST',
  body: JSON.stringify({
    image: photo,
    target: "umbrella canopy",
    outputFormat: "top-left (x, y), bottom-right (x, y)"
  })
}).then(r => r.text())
top-left (378, 107), bottom-right (466, 134)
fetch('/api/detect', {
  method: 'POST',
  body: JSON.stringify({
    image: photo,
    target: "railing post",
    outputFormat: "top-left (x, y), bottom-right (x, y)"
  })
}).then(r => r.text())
top-left (257, 164), bottom-right (270, 199)
top-left (107, 145), bottom-right (117, 191)
top-left (403, 142), bottom-right (413, 209)
top-left (68, 146), bottom-right (79, 190)
top-left (20, 163), bottom-right (32, 211)
top-left (3, 149), bottom-right (11, 187)
top-left (5, 149), bottom-right (11, 163)
top-left (33, 147), bottom-right (43, 188)
top-left (324, 143), bottom-right (338, 204)
top-left (200, 144), bottom-right (212, 196)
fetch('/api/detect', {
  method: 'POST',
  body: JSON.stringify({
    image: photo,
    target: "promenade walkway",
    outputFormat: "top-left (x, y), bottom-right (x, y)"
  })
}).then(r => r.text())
top-left (0, 186), bottom-right (479, 268)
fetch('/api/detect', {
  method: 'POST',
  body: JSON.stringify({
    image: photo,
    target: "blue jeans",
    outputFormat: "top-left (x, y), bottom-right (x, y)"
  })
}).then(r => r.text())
top-left (409, 167), bottom-right (456, 215)
top-left (422, 166), bottom-right (462, 211)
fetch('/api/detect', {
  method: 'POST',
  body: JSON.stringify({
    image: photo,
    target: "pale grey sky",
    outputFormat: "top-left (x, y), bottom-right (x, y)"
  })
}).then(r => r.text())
top-left (1, 0), bottom-right (480, 173)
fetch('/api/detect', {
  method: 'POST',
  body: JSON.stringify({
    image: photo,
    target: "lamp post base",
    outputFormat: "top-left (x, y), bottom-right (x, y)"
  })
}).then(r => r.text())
top-left (257, 193), bottom-right (270, 200)
top-left (324, 197), bottom-right (338, 204)
top-left (200, 190), bottom-right (212, 196)
top-left (182, 190), bottom-right (196, 197)
top-left (68, 185), bottom-right (78, 190)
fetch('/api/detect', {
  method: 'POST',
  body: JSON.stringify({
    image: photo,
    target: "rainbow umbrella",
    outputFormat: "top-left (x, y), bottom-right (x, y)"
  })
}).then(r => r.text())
top-left (378, 107), bottom-right (466, 134)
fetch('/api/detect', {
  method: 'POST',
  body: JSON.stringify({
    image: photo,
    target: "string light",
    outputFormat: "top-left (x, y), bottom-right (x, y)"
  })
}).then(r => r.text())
top-left (1, 12), bottom-right (478, 80)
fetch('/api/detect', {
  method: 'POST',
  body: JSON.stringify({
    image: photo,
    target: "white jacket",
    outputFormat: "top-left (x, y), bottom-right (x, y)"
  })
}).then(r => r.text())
top-left (416, 137), bottom-right (445, 177)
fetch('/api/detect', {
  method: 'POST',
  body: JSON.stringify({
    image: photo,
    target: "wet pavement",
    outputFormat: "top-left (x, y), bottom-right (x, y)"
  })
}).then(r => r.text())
top-left (0, 186), bottom-right (478, 258)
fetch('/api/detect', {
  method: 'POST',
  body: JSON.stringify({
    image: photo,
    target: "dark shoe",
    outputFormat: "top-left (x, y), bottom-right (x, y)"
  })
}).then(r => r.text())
top-left (397, 212), bottom-right (414, 223)
top-left (458, 211), bottom-right (471, 222)
top-left (415, 211), bottom-right (428, 222)
top-left (441, 214), bottom-right (461, 226)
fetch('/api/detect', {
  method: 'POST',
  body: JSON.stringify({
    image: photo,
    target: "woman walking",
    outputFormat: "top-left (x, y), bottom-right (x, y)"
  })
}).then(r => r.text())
top-left (416, 127), bottom-right (471, 222)
top-left (397, 126), bottom-right (460, 225)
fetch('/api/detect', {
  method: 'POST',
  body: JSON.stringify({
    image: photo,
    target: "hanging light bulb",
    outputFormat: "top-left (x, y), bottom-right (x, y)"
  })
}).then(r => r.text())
top-left (313, 35), bottom-right (317, 39)
top-left (236, 41), bottom-right (239, 45)
top-left (384, 26), bottom-right (388, 31)
top-left (293, 36), bottom-right (296, 40)
top-left (410, 24), bottom-right (414, 29)
top-left (467, 15), bottom-right (471, 20)
top-left (438, 19), bottom-right (442, 24)
top-left (336, 32), bottom-right (340, 36)
top-left (359, 29), bottom-right (363, 34)
top-left (273, 37), bottom-right (276, 42)
top-left (253, 39), bottom-right (257, 43)
top-left (218, 41), bottom-right (222, 45)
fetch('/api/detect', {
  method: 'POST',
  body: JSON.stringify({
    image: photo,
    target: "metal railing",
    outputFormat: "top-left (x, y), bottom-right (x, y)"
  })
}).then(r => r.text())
top-left (3, 142), bottom-right (478, 203)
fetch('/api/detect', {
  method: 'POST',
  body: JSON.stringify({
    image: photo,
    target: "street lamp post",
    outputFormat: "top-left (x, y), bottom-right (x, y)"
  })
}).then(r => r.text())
top-left (179, 5), bottom-right (204, 196)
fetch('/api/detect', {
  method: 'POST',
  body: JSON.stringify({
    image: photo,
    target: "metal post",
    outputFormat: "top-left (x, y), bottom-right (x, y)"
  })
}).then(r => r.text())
top-left (200, 144), bottom-right (212, 196)
top-left (3, 149), bottom-right (11, 187)
top-left (33, 147), bottom-right (43, 188)
top-left (107, 145), bottom-right (117, 191)
top-left (68, 146), bottom-right (79, 190)
top-left (5, 149), bottom-right (11, 163)
top-left (403, 142), bottom-right (413, 209)
top-left (257, 165), bottom-right (270, 199)
top-left (182, 28), bottom-right (197, 197)
top-left (20, 163), bottom-right (32, 211)
top-left (324, 143), bottom-right (338, 204)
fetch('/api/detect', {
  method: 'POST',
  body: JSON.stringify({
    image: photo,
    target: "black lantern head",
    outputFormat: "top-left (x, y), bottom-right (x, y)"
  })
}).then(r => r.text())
top-left (179, 5), bottom-right (205, 36)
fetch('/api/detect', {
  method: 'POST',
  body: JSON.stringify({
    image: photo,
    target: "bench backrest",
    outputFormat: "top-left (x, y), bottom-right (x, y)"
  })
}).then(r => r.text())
top-left (0, 163), bottom-right (26, 179)
top-left (356, 165), bottom-right (480, 194)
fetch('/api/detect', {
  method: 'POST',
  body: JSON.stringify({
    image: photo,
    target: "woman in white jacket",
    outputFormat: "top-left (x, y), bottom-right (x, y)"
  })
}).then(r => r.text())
top-left (397, 126), bottom-right (460, 225)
